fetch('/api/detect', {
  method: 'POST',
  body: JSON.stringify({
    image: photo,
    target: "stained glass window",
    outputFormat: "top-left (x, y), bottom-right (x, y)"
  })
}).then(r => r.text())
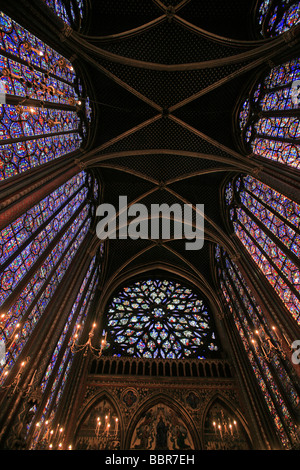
top-left (0, 203), bottom-right (91, 384)
top-left (93, 177), bottom-right (99, 201)
top-left (0, 165), bottom-right (98, 385)
top-left (225, 174), bottom-right (300, 325)
top-left (40, 256), bottom-right (97, 394)
top-left (238, 58), bottom-right (300, 169)
top-left (215, 244), bottom-right (299, 449)
top-left (0, 13), bottom-right (98, 439)
top-left (29, 254), bottom-right (101, 448)
top-left (0, 12), bottom-right (90, 180)
top-left (43, 1), bottom-right (85, 28)
top-left (256, 0), bottom-right (300, 37)
top-left (104, 279), bottom-right (220, 360)
top-left (43, 265), bottom-right (98, 413)
top-left (0, 183), bottom-right (88, 306)
top-left (0, 171), bottom-right (86, 264)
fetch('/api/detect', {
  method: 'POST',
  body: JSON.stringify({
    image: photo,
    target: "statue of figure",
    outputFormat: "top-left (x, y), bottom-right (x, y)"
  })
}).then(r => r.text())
top-left (155, 416), bottom-right (169, 450)
top-left (176, 425), bottom-right (190, 449)
top-left (133, 424), bottom-right (151, 449)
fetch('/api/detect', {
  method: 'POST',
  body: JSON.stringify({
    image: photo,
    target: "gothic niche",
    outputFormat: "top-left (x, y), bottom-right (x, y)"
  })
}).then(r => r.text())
top-left (129, 403), bottom-right (195, 450)
top-left (75, 398), bottom-right (120, 450)
top-left (203, 400), bottom-right (250, 450)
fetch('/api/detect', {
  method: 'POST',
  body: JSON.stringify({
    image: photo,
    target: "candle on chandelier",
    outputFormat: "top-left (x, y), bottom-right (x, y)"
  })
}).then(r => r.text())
top-left (35, 422), bottom-right (42, 442)
top-left (255, 332), bottom-right (268, 358)
top-left (272, 326), bottom-right (279, 339)
top-left (96, 416), bottom-right (101, 435)
top-left (234, 420), bottom-right (238, 435)
top-left (28, 369), bottom-right (37, 388)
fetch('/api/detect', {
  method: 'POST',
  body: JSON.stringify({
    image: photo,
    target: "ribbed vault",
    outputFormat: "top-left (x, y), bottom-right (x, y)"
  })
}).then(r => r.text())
top-left (5, 0), bottom-right (298, 313)
top-left (60, 0), bottom-right (298, 307)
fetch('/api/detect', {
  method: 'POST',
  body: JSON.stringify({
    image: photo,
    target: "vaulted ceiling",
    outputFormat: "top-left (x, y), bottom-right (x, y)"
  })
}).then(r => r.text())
top-left (8, 0), bottom-right (282, 308)
top-left (65, 0), bottom-right (272, 305)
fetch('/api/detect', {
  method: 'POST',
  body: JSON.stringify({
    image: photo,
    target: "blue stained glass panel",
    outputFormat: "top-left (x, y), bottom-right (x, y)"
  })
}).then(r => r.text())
top-left (104, 279), bottom-right (219, 359)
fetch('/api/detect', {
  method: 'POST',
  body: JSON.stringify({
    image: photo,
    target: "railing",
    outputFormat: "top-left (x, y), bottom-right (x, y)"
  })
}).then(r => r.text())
top-left (89, 356), bottom-right (232, 379)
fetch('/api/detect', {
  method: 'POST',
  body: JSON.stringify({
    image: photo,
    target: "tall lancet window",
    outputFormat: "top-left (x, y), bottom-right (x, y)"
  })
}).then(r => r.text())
top-left (256, 0), bottom-right (300, 37)
top-left (224, 175), bottom-right (300, 325)
top-left (44, 0), bottom-right (85, 29)
top-left (215, 245), bottom-right (299, 449)
top-left (0, 11), bottom-right (91, 181)
top-left (237, 58), bottom-right (300, 170)
top-left (0, 171), bottom-right (96, 385)
top-left (28, 250), bottom-right (102, 449)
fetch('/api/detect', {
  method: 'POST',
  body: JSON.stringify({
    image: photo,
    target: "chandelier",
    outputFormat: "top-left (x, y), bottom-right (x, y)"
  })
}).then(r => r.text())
top-left (33, 420), bottom-right (72, 450)
top-left (95, 411), bottom-right (119, 449)
top-left (71, 323), bottom-right (107, 358)
top-left (252, 325), bottom-right (288, 362)
top-left (212, 409), bottom-right (239, 443)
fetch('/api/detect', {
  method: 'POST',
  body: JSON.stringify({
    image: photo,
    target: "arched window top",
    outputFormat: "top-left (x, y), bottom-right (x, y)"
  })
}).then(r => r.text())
top-left (44, 0), bottom-right (86, 30)
top-left (237, 57), bottom-right (300, 169)
top-left (103, 278), bottom-right (220, 360)
top-left (256, 0), bottom-right (300, 37)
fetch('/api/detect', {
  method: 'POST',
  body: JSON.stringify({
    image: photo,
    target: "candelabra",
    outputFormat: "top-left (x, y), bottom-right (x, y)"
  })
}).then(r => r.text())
top-left (0, 319), bottom-right (25, 379)
top-left (47, 118), bottom-right (63, 129)
top-left (56, 57), bottom-right (74, 72)
top-left (252, 325), bottom-right (287, 362)
top-left (15, 104), bottom-right (36, 115)
top-left (95, 413), bottom-right (119, 449)
top-left (33, 420), bottom-right (72, 450)
top-left (0, 357), bottom-right (37, 397)
top-left (212, 410), bottom-right (239, 443)
top-left (71, 323), bottom-right (107, 358)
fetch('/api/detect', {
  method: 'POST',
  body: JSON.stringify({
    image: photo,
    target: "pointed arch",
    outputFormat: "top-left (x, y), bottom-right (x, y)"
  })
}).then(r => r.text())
top-left (235, 57), bottom-right (300, 170)
top-left (74, 389), bottom-right (124, 450)
top-left (124, 392), bottom-right (200, 450)
top-left (201, 393), bottom-right (253, 450)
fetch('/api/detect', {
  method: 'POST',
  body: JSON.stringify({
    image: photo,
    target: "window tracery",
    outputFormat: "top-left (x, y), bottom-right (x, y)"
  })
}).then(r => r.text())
top-left (256, 0), bottom-right (300, 37)
top-left (238, 58), bottom-right (300, 169)
top-left (104, 279), bottom-right (220, 360)
top-left (44, 1), bottom-right (85, 28)
top-left (0, 11), bottom-right (91, 181)
top-left (215, 244), bottom-right (299, 448)
top-left (224, 174), bottom-right (300, 324)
